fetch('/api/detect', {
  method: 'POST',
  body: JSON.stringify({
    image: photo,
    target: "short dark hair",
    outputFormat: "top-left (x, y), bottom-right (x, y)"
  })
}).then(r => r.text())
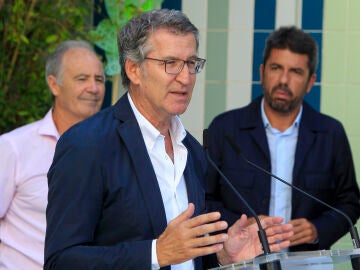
top-left (263, 26), bottom-right (318, 76)
top-left (117, 9), bottom-right (199, 89)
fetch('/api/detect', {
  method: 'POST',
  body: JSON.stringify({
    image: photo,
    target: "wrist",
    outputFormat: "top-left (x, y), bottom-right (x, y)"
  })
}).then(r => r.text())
top-left (216, 249), bottom-right (232, 266)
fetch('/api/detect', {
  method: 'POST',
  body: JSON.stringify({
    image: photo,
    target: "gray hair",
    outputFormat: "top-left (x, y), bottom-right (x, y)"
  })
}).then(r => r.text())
top-left (117, 9), bottom-right (199, 89)
top-left (45, 40), bottom-right (98, 86)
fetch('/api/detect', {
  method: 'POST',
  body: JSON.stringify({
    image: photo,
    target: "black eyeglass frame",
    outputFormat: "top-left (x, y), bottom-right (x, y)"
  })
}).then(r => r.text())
top-left (144, 57), bottom-right (206, 75)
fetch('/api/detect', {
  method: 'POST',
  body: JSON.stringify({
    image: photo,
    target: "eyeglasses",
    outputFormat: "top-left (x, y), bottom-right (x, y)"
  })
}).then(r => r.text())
top-left (144, 57), bottom-right (206, 75)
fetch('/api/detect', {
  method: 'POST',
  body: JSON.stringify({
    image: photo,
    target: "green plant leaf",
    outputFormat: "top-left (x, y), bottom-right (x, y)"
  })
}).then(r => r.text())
top-left (92, 1), bottom-right (164, 78)
top-left (105, 0), bottom-right (123, 25)
top-left (1, 0), bottom-right (90, 133)
top-left (45, 34), bottom-right (58, 44)
top-left (92, 19), bottom-right (119, 54)
top-left (17, 110), bottom-right (30, 116)
top-left (142, 0), bottom-right (163, 11)
top-left (20, 34), bottom-right (29, 44)
top-left (104, 54), bottom-right (121, 76)
top-left (125, 0), bottom-right (141, 7)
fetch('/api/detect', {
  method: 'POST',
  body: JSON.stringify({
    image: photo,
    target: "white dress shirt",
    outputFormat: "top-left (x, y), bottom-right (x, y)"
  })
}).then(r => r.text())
top-left (128, 94), bottom-right (194, 270)
top-left (261, 98), bottom-right (302, 223)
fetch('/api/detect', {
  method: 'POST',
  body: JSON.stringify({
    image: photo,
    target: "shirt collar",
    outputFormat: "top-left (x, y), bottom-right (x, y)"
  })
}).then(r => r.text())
top-left (38, 109), bottom-right (60, 140)
top-left (127, 93), bottom-right (187, 151)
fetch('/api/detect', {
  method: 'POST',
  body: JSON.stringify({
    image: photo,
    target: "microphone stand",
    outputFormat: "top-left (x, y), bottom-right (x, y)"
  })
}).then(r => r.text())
top-left (225, 135), bottom-right (360, 270)
top-left (203, 129), bottom-right (281, 270)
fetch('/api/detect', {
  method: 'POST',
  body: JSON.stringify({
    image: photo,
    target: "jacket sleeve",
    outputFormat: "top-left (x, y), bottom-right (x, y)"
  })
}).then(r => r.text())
top-left (44, 133), bottom-right (153, 270)
top-left (310, 124), bottom-right (360, 250)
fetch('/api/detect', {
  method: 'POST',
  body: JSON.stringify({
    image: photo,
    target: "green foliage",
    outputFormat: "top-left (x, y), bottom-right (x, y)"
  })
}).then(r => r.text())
top-left (0, 0), bottom-right (93, 134)
top-left (0, 0), bottom-right (163, 134)
top-left (90, 0), bottom-right (163, 76)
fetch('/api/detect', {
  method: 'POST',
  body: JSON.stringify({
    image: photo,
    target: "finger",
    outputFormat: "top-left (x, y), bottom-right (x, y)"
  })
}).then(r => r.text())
top-left (185, 211), bottom-right (222, 230)
top-left (190, 232), bottom-right (229, 248)
top-left (292, 224), bottom-right (306, 234)
top-left (286, 219), bottom-right (317, 247)
top-left (266, 223), bottom-right (293, 236)
top-left (287, 218), bottom-right (306, 228)
top-left (245, 217), bottom-right (256, 227)
top-left (158, 237), bottom-right (225, 266)
top-left (261, 216), bottom-right (284, 228)
top-left (268, 230), bottom-right (294, 244)
top-left (245, 215), bottom-right (268, 227)
top-left (290, 228), bottom-right (312, 243)
top-left (270, 240), bottom-right (291, 252)
top-left (186, 242), bottom-right (225, 259)
top-left (228, 214), bottom-right (248, 235)
top-left (190, 220), bottom-right (228, 238)
top-left (169, 203), bottom-right (195, 227)
top-left (289, 228), bottom-right (317, 246)
top-left (289, 219), bottom-right (314, 237)
top-left (290, 236), bottom-right (311, 246)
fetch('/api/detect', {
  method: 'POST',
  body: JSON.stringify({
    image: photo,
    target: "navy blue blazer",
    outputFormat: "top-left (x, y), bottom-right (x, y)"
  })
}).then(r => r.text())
top-left (45, 94), bottom-right (216, 269)
top-left (206, 96), bottom-right (360, 251)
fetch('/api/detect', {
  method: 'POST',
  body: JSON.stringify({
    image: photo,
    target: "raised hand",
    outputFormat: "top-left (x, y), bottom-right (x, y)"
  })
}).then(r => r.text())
top-left (217, 215), bottom-right (293, 265)
top-left (156, 203), bottom-right (229, 267)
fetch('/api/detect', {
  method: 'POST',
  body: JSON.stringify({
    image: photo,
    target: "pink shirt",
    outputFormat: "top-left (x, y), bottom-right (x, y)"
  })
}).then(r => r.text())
top-left (0, 110), bottom-right (59, 270)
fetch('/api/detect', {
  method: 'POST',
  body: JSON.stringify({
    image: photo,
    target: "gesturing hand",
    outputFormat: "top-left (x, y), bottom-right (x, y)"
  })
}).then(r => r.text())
top-left (288, 218), bottom-right (318, 246)
top-left (217, 215), bottom-right (293, 265)
top-left (156, 203), bottom-right (229, 267)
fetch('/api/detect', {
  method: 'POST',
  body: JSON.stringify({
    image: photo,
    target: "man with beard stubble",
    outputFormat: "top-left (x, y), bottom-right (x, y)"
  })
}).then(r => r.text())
top-left (206, 26), bottom-right (360, 252)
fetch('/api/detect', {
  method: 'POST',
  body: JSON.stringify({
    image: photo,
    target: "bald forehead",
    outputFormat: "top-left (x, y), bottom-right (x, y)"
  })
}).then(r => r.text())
top-left (59, 47), bottom-right (104, 82)
top-left (62, 47), bottom-right (99, 64)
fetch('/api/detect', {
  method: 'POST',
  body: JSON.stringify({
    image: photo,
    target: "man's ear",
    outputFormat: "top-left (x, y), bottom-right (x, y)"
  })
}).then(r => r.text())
top-left (306, 73), bottom-right (316, 94)
top-left (259, 64), bottom-right (264, 83)
top-left (47, 75), bottom-right (60, 97)
top-left (125, 59), bottom-right (141, 85)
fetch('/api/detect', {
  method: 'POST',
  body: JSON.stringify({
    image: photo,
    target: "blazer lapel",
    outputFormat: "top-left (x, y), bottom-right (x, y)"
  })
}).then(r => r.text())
top-left (246, 98), bottom-right (271, 165)
top-left (293, 104), bottom-right (317, 185)
top-left (113, 95), bottom-right (167, 238)
top-left (249, 124), bottom-right (271, 162)
top-left (183, 155), bottom-right (205, 217)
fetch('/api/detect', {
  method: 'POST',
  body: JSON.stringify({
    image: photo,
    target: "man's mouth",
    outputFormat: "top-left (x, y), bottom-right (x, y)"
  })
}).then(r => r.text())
top-left (272, 87), bottom-right (292, 99)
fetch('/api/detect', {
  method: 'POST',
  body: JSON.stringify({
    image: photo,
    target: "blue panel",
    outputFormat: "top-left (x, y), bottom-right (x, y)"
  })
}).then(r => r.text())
top-left (252, 32), bottom-right (269, 81)
top-left (302, 0), bottom-right (323, 29)
top-left (307, 32), bottom-right (322, 82)
top-left (162, 0), bottom-right (181, 10)
top-left (251, 84), bottom-right (263, 100)
top-left (304, 85), bottom-right (321, 111)
top-left (252, 0), bottom-right (275, 101)
top-left (302, 0), bottom-right (323, 112)
top-left (254, 0), bottom-right (276, 29)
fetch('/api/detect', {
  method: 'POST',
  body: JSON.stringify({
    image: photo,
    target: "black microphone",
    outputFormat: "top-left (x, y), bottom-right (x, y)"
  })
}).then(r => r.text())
top-left (203, 129), bottom-right (281, 270)
top-left (224, 134), bottom-right (360, 270)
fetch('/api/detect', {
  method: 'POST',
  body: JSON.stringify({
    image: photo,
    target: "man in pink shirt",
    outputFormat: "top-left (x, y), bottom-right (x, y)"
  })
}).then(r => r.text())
top-left (0, 40), bottom-right (105, 270)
